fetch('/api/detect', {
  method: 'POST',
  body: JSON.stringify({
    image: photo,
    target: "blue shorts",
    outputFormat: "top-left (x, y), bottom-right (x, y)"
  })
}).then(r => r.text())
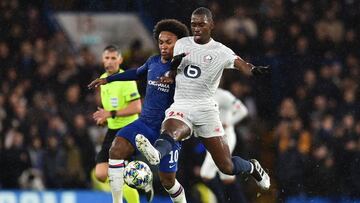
top-left (116, 119), bottom-right (181, 173)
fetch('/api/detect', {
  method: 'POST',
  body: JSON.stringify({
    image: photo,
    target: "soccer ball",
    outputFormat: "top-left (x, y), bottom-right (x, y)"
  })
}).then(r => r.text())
top-left (123, 160), bottom-right (153, 189)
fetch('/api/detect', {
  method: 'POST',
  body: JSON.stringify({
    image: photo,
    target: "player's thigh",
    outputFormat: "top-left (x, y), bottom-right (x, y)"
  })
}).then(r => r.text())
top-left (158, 171), bottom-right (177, 190)
top-left (193, 110), bottom-right (224, 139)
top-left (111, 119), bottom-right (158, 158)
top-left (109, 136), bottom-right (135, 159)
top-left (162, 119), bottom-right (192, 141)
top-left (162, 107), bottom-right (193, 140)
top-left (96, 129), bottom-right (118, 163)
top-left (200, 152), bottom-right (218, 180)
top-left (95, 162), bottom-right (109, 182)
top-left (200, 136), bottom-right (232, 172)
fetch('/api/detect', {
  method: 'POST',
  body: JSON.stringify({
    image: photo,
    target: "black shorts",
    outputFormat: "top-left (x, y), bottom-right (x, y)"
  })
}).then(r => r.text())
top-left (96, 128), bottom-right (120, 163)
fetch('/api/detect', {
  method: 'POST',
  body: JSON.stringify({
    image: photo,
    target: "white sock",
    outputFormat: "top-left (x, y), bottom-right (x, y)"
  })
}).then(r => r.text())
top-left (165, 179), bottom-right (187, 203)
top-left (250, 162), bottom-right (254, 174)
top-left (108, 159), bottom-right (125, 203)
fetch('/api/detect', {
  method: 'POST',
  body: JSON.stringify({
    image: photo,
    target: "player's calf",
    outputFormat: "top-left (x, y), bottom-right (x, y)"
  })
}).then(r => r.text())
top-left (164, 179), bottom-right (187, 203)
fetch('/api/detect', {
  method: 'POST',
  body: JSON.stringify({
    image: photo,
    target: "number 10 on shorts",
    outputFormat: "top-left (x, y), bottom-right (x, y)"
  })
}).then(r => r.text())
top-left (169, 150), bottom-right (179, 164)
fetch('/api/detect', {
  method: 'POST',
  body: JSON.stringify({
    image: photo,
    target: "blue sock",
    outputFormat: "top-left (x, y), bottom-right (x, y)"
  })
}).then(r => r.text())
top-left (154, 133), bottom-right (176, 159)
top-left (231, 156), bottom-right (252, 175)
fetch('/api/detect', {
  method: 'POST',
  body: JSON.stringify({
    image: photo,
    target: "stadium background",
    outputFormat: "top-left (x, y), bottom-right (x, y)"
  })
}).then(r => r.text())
top-left (0, 0), bottom-right (359, 202)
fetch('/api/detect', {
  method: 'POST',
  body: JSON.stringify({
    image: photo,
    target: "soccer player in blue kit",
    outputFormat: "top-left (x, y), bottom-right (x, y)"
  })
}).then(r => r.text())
top-left (88, 19), bottom-right (189, 203)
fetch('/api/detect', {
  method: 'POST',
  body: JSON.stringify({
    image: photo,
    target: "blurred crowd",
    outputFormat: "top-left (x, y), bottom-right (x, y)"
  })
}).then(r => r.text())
top-left (0, 0), bottom-right (360, 202)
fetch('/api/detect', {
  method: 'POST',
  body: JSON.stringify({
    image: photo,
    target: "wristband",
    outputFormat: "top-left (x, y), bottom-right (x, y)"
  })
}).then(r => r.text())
top-left (110, 110), bottom-right (116, 118)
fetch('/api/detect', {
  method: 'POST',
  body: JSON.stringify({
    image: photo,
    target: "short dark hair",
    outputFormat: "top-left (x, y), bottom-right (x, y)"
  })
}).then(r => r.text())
top-left (192, 7), bottom-right (213, 21)
top-left (103, 45), bottom-right (121, 54)
top-left (153, 19), bottom-right (189, 40)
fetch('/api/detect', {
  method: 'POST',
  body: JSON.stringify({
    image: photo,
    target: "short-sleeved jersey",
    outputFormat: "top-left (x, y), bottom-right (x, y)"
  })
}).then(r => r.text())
top-left (173, 37), bottom-right (237, 106)
top-left (100, 69), bottom-right (140, 129)
top-left (136, 55), bottom-right (175, 130)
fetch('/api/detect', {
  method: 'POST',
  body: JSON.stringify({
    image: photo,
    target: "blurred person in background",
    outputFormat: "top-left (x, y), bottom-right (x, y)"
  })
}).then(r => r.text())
top-left (71, 113), bottom-right (96, 186)
top-left (0, 130), bottom-right (31, 188)
top-left (200, 87), bottom-right (249, 203)
top-left (43, 134), bottom-right (66, 188)
top-left (88, 19), bottom-right (190, 203)
top-left (92, 45), bottom-right (142, 203)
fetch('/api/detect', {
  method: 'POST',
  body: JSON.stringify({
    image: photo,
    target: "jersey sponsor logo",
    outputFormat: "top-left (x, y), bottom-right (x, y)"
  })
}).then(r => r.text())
top-left (148, 80), bottom-right (170, 93)
top-left (169, 164), bottom-right (176, 168)
top-left (184, 65), bottom-right (201, 78)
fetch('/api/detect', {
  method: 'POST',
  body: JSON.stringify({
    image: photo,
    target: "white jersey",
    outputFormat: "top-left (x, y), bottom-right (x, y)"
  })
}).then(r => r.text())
top-left (173, 37), bottom-right (237, 107)
top-left (215, 88), bottom-right (248, 128)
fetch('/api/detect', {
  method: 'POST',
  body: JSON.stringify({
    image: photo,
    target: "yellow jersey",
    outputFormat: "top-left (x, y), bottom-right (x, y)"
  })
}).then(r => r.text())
top-left (100, 69), bottom-right (140, 129)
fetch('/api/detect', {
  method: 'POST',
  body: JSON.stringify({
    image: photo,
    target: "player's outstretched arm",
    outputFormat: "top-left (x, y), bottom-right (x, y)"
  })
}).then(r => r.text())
top-left (88, 69), bottom-right (140, 89)
top-left (234, 56), bottom-right (270, 76)
top-left (88, 78), bottom-right (108, 89)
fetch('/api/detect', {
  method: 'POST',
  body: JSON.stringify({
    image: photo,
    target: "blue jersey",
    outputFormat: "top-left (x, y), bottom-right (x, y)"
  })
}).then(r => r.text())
top-left (136, 55), bottom-right (175, 130)
top-left (115, 55), bottom-right (180, 172)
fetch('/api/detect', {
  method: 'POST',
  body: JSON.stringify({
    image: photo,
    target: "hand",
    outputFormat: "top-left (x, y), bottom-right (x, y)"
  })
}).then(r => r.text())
top-left (88, 78), bottom-right (107, 89)
top-left (93, 107), bottom-right (111, 125)
top-left (170, 53), bottom-right (188, 70)
top-left (251, 65), bottom-right (270, 76)
top-left (158, 76), bottom-right (175, 84)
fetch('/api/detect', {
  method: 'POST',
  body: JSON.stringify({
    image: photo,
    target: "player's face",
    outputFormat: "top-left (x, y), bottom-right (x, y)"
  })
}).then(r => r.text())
top-left (102, 50), bottom-right (123, 74)
top-left (191, 14), bottom-right (213, 44)
top-left (158, 31), bottom-right (178, 62)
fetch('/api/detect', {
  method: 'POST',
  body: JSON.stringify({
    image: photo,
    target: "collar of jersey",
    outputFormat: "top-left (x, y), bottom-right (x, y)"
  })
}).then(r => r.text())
top-left (190, 36), bottom-right (214, 48)
top-left (101, 68), bottom-right (124, 78)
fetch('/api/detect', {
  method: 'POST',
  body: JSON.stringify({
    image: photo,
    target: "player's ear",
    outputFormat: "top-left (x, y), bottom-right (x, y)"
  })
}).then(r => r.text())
top-left (118, 55), bottom-right (123, 64)
top-left (210, 20), bottom-right (214, 30)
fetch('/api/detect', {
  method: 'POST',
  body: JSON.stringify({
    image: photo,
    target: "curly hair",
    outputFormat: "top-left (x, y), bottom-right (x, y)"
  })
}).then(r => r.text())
top-left (153, 19), bottom-right (189, 41)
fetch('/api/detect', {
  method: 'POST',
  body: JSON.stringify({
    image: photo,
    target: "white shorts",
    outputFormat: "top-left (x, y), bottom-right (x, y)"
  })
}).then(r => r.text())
top-left (163, 104), bottom-right (225, 140)
top-left (200, 126), bottom-right (237, 180)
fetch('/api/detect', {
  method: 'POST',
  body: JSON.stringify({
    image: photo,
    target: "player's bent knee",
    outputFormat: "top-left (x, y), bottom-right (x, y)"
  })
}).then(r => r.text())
top-left (109, 143), bottom-right (122, 159)
top-left (162, 119), bottom-right (191, 141)
top-left (109, 137), bottom-right (134, 159)
top-left (95, 169), bottom-right (107, 182)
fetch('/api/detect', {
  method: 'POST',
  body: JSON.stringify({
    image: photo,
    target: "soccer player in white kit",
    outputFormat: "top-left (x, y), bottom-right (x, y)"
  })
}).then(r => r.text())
top-left (136, 7), bottom-right (270, 202)
top-left (200, 88), bottom-right (249, 202)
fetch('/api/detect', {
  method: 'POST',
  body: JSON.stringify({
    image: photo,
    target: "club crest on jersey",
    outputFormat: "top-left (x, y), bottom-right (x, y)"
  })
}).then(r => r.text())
top-left (203, 55), bottom-right (212, 63)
